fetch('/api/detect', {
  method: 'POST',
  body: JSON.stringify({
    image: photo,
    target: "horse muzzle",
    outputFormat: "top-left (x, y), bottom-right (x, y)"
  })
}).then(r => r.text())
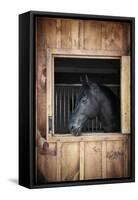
top-left (68, 124), bottom-right (82, 136)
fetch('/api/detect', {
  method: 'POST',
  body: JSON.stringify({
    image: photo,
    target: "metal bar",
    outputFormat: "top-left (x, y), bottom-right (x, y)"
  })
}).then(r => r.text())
top-left (68, 87), bottom-right (70, 124)
top-left (55, 88), bottom-right (57, 131)
top-left (55, 83), bottom-right (120, 87)
top-left (55, 84), bottom-right (119, 133)
top-left (63, 87), bottom-right (66, 131)
top-left (59, 87), bottom-right (62, 131)
top-left (72, 87), bottom-right (74, 112)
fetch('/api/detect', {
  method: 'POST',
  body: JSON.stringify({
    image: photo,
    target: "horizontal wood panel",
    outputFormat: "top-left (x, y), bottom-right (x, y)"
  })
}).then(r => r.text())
top-left (49, 133), bottom-right (128, 142)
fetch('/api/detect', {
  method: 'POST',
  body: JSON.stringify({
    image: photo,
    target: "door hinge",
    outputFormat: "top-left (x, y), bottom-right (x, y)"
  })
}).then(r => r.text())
top-left (48, 116), bottom-right (52, 134)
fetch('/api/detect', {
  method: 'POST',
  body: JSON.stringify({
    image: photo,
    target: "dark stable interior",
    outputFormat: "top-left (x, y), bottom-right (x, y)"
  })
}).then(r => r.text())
top-left (54, 57), bottom-right (120, 134)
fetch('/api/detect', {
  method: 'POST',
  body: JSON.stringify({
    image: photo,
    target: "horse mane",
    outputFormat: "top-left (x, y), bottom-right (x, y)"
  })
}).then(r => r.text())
top-left (99, 84), bottom-right (120, 114)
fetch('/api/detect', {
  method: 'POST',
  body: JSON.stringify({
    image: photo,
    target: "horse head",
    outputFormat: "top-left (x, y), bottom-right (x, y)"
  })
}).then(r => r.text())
top-left (69, 76), bottom-right (101, 136)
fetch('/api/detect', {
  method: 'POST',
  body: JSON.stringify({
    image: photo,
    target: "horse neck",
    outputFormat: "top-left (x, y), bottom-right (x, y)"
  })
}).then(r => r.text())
top-left (98, 95), bottom-right (115, 129)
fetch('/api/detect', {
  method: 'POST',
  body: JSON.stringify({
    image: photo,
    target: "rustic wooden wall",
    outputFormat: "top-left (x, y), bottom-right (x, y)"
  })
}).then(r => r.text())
top-left (36, 17), bottom-right (130, 138)
top-left (36, 17), bottom-right (131, 183)
top-left (37, 134), bottom-right (130, 182)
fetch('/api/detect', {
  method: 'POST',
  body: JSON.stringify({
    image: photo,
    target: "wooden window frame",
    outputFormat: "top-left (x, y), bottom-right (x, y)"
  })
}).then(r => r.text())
top-left (46, 48), bottom-right (130, 141)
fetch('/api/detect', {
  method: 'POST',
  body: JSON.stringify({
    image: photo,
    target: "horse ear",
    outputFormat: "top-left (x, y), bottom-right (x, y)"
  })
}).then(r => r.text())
top-left (80, 76), bottom-right (84, 84)
top-left (85, 74), bottom-right (89, 83)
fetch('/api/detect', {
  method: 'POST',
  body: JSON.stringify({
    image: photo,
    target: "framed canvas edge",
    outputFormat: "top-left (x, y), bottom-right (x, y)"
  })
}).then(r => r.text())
top-left (19, 11), bottom-right (135, 189)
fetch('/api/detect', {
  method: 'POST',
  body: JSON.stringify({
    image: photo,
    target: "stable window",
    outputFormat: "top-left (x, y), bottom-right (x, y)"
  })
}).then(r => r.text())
top-left (46, 49), bottom-right (130, 140)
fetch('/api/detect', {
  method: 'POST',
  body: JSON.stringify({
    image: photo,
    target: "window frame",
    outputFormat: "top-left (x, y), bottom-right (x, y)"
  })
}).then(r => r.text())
top-left (46, 48), bottom-right (130, 141)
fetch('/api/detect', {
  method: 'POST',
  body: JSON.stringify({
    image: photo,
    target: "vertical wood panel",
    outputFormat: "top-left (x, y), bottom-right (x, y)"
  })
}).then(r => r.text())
top-left (106, 141), bottom-right (124, 178)
top-left (71, 20), bottom-right (79, 49)
top-left (45, 18), bottom-right (57, 48)
top-left (57, 142), bottom-right (62, 181)
top-left (56, 19), bottom-right (62, 48)
top-left (80, 142), bottom-right (84, 180)
top-left (121, 56), bottom-right (131, 133)
top-left (102, 141), bottom-right (107, 178)
top-left (102, 22), bottom-right (123, 51)
top-left (61, 19), bottom-right (72, 48)
top-left (122, 23), bottom-right (131, 54)
top-left (123, 136), bottom-right (129, 177)
top-left (79, 20), bottom-right (84, 49)
top-left (37, 143), bottom-right (57, 183)
top-left (84, 21), bottom-right (102, 49)
top-left (36, 18), bottom-right (47, 138)
top-left (61, 143), bottom-right (80, 181)
top-left (61, 19), bottom-right (79, 49)
top-left (84, 142), bottom-right (102, 179)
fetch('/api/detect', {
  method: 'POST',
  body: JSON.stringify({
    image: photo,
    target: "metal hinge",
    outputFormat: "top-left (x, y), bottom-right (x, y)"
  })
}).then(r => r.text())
top-left (48, 116), bottom-right (52, 134)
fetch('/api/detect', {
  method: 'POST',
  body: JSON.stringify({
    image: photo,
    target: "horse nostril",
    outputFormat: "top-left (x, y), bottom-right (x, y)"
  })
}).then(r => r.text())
top-left (71, 126), bottom-right (74, 130)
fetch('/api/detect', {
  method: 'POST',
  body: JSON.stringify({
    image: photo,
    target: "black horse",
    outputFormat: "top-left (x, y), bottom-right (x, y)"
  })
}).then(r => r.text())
top-left (69, 80), bottom-right (120, 136)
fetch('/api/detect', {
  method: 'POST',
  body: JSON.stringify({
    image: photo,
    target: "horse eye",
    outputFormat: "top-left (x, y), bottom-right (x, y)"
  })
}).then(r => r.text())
top-left (82, 98), bottom-right (87, 103)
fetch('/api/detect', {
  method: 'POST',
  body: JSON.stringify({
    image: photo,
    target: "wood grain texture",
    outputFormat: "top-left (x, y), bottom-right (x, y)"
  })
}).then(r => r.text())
top-left (45, 18), bottom-right (57, 48)
top-left (61, 143), bottom-right (80, 181)
top-left (80, 142), bottom-right (84, 180)
top-left (37, 143), bottom-right (57, 183)
top-left (106, 140), bottom-right (124, 178)
top-left (102, 141), bottom-right (107, 178)
top-left (56, 19), bottom-right (62, 48)
top-left (36, 17), bottom-right (131, 183)
top-left (121, 56), bottom-right (131, 134)
top-left (57, 142), bottom-right (62, 181)
top-left (61, 19), bottom-right (80, 49)
top-left (84, 21), bottom-right (102, 49)
top-left (84, 142), bottom-right (102, 179)
top-left (102, 22), bottom-right (123, 51)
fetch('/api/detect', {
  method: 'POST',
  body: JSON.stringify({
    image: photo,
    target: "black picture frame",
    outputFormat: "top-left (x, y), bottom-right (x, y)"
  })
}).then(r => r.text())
top-left (19, 11), bottom-right (135, 189)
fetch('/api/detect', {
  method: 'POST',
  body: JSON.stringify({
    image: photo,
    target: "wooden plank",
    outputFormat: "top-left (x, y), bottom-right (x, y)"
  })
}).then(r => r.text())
top-left (84, 142), bottom-right (102, 179)
top-left (49, 133), bottom-right (128, 143)
top-left (71, 20), bottom-right (79, 49)
top-left (61, 143), bottom-right (80, 181)
top-left (36, 18), bottom-right (47, 139)
top-left (79, 20), bottom-right (84, 49)
top-left (123, 136), bottom-right (129, 177)
top-left (61, 19), bottom-right (79, 49)
top-left (121, 56), bottom-right (131, 134)
top-left (102, 22), bottom-right (123, 51)
top-left (84, 20), bottom-right (102, 50)
top-left (45, 18), bottom-right (57, 48)
top-left (37, 143), bottom-right (57, 183)
top-left (106, 140), bottom-right (124, 178)
top-left (102, 141), bottom-right (107, 178)
top-left (57, 142), bottom-right (62, 181)
top-left (56, 19), bottom-right (61, 48)
top-left (61, 19), bottom-right (72, 48)
top-left (46, 49), bottom-right (52, 139)
top-left (128, 135), bottom-right (131, 177)
top-left (80, 142), bottom-right (84, 180)
top-left (49, 48), bottom-right (126, 57)
top-left (122, 23), bottom-right (131, 54)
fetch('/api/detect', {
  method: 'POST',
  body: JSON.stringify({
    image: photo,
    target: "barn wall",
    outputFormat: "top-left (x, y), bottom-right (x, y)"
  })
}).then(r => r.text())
top-left (36, 17), bottom-right (130, 139)
top-left (36, 17), bottom-right (131, 183)
top-left (37, 134), bottom-right (130, 182)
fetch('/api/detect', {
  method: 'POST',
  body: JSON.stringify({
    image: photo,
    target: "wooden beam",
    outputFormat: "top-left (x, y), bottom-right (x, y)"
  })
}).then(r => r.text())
top-left (102, 141), bottom-right (107, 178)
top-left (121, 56), bottom-right (131, 134)
top-left (80, 141), bottom-right (85, 180)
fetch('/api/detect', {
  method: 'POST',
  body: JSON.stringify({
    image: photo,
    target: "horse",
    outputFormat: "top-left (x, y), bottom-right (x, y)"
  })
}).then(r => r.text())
top-left (68, 78), bottom-right (120, 136)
